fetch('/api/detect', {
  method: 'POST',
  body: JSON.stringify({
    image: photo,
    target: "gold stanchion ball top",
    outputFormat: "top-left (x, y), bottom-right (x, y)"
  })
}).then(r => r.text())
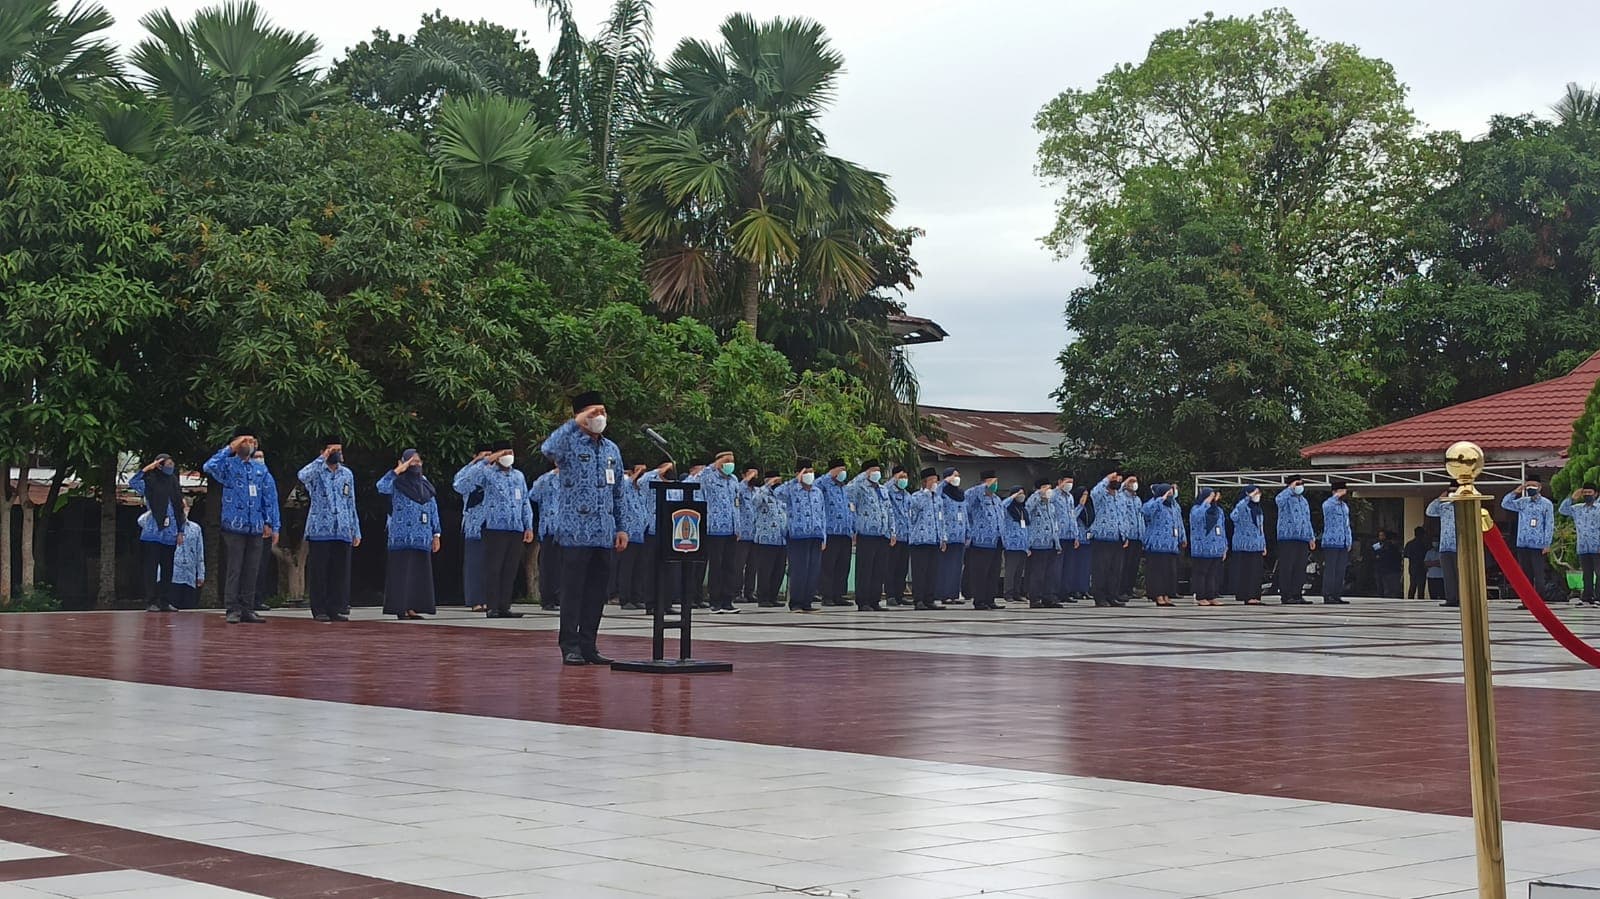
top-left (1445, 441), bottom-right (1485, 488)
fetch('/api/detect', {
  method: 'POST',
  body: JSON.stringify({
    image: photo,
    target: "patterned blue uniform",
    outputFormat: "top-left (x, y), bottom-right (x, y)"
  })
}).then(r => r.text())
top-left (1050, 489), bottom-right (1079, 544)
top-left (202, 446), bottom-right (275, 536)
top-left (1230, 497), bottom-right (1267, 553)
top-left (906, 489), bottom-right (946, 546)
top-left (1275, 490), bottom-right (1314, 543)
top-left (735, 481), bottom-right (757, 541)
top-left (254, 463), bottom-right (281, 533)
top-left (620, 477), bottom-right (648, 543)
top-left (819, 475), bottom-right (854, 537)
top-left (1426, 498), bottom-right (1458, 553)
top-left (888, 485), bottom-right (911, 540)
top-left (776, 479), bottom-right (828, 542)
top-left (376, 471), bottom-right (442, 551)
top-left (129, 471), bottom-right (182, 545)
top-left (696, 467), bottom-right (739, 537)
top-left (965, 488), bottom-right (1002, 549)
top-left (455, 463), bottom-right (533, 534)
top-left (937, 483), bottom-right (969, 544)
top-left (298, 459), bottom-right (361, 544)
top-left (1501, 491), bottom-right (1555, 550)
top-left (1000, 497), bottom-right (1030, 552)
top-left (752, 485), bottom-right (788, 546)
top-left (1024, 492), bottom-right (1058, 550)
top-left (847, 473), bottom-right (896, 539)
top-left (1089, 477), bottom-right (1126, 544)
top-left (1319, 497), bottom-right (1352, 550)
top-left (1559, 496), bottom-right (1600, 544)
top-left (539, 421), bottom-right (627, 549)
top-left (454, 460), bottom-right (488, 541)
top-left (172, 521), bottom-right (205, 587)
top-left (1141, 498), bottom-right (1186, 554)
top-left (1189, 502), bottom-right (1229, 559)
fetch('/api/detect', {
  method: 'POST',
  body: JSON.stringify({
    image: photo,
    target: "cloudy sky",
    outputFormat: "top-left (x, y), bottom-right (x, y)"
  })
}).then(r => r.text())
top-left (99, 0), bottom-right (1600, 412)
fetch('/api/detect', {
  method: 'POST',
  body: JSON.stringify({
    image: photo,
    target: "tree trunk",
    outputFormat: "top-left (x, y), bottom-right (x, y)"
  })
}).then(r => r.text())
top-left (741, 259), bottom-right (763, 333)
top-left (18, 461), bottom-right (35, 592)
top-left (201, 489), bottom-right (221, 608)
top-left (272, 539), bottom-right (309, 603)
top-left (523, 539), bottom-right (538, 603)
top-left (0, 460), bottom-right (11, 605)
top-left (96, 456), bottom-right (117, 609)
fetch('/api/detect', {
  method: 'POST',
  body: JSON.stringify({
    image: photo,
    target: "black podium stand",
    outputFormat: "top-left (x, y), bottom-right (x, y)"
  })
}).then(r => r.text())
top-left (611, 479), bottom-right (734, 673)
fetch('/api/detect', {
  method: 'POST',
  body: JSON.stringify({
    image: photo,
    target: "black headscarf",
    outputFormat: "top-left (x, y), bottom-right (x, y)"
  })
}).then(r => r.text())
top-left (394, 449), bottom-right (435, 504)
top-left (941, 481), bottom-right (966, 503)
top-left (1005, 494), bottom-right (1027, 524)
top-left (144, 454), bottom-right (186, 530)
top-left (1198, 488), bottom-right (1223, 532)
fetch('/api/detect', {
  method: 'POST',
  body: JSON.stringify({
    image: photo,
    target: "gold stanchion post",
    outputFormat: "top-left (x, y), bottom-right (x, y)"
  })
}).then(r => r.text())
top-left (1443, 441), bottom-right (1506, 899)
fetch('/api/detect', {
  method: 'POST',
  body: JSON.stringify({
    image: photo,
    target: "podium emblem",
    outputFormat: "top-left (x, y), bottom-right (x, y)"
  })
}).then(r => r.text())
top-left (670, 509), bottom-right (703, 553)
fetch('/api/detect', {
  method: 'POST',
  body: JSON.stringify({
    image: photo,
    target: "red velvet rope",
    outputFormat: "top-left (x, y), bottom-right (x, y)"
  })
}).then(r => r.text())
top-left (1480, 524), bottom-right (1600, 669)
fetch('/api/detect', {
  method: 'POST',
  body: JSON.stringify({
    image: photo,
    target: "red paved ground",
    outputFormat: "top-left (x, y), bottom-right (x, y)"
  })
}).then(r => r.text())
top-left (2, 612), bottom-right (1597, 830)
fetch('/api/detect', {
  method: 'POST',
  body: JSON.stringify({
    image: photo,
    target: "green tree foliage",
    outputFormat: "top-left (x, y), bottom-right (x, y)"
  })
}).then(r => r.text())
top-left (330, 12), bottom-right (550, 135)
top-left (1035, 9), bottom-right (1447, 474)
top-left (1555, 385), bottom-right (1600, 500)
top-left (621, 13), bottom-right (894, 332)
top-left (0, 0), bottom-right (122, 115)
top-left (534, 0), bottom-right (655, 185)
top-left (130, 0), bottom-right (336, 138)
top-left (430, 94), bottom-right (604, 229)
top-left (1371, 95), bottom-right (1600, 419)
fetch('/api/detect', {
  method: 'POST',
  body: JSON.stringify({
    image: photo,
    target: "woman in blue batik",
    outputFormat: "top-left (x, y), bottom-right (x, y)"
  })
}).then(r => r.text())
top-left (377, 449), bottom-right (442, 619)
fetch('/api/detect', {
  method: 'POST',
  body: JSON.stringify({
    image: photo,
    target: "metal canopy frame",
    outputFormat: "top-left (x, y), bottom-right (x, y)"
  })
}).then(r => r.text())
top-left (1193, 462), bottom-right (1529, 493)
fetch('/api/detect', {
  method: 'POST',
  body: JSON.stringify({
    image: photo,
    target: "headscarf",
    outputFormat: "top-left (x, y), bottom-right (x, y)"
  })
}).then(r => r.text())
top-left (1005, 492), bottom-right (1027, 524)
top-left (1242, 485), bottom-right (1263, 528)
top-left (394, 449), bottom-right (435, 504)
top-left (144, 454), bottom-right (186, 531)
top-left (1198, 488), bottom-right (1223, 532)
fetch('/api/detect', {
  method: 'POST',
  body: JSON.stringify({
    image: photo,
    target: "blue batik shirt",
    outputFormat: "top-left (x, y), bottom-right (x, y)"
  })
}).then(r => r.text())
top-left (1275, 489), bottom-right (1314, 543)
top-left (298, 459), bottom-right (361, 544)
top-left (129, 470), bottom-right (181, 545)
top-left (888, 485), bottom-right (911, 538)
top-left (776, 479), bottom-right (827, 542)
top-left (1426, 497), bottom-right (1458, 553)
top-left (539, 421), bottom-right (627, 550)
top-left (202, 446), bottom-right (275, 536)
top-left (937, 483), bottom-right (969, 544)
top-left (1141, 497), bottom-right (1186, 555)
top-left (1049, 489), bottom-right (1080, 544)
top-left (1117, 489), bottom-right (1144, 541)
top-left (453, 460), bottom-right (488, 541)
top-left (254, 463), bottom-right (281, 533)
top-left (1189, 502), bottom-right (1228, 559)
top-left (1000, 497), bottom-right (1030, 552)
top-left (906, 488), bottom-right (946, 546)
top-left (1025, 492), bottom-right (1058, 550)
top-left (735, 481), bottom-right (757, 541)
top-left (692, 467), bottom-right (739, 537)
top-left (752, 485), bottom-right (788, 547)
top-left (1559, 497), bottom-right (1600, 555)
top-left (847, 473), bottom-right (896, 540)
top-left (1501, 490), bottom-right (1555, 550)
top-left (1089, 477), bottom-right (1125, 544)
top-left (965, 488), bottom-right (1003, 549)
top-left (1320, 497), bottom-right (1351, 550)
top-left (171, 521), bottom-right (204, 586)
top-left (530, 470), bottom-right (560, 539)
top-left (376, 471), bottom-right (441, 551)
top-left (621, 477), bottom-right (647, 543)
top-left (1231, 496), bottom-right (1267, 553)
top-left (819, 474), bottom-right (854, 537)
top-left (456, 463), bottom-right (533, 535)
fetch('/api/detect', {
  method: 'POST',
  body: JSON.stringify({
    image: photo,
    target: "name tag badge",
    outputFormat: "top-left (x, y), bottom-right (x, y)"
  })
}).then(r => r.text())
top-left (514, 490), bottom-right (523, 501)
top-left (605, 468), bottom-right (616, 485)
top-left (248, 484), bottom-right (257, 497)
top-left (342, 483), bottom-right (350, 497)
top-left (1216, 527), bottom-right (1224, 536)
top-left (1174, 528), bottom-right (1181, 538)
top-left (421, 512), bottom-right (430, 524)
top-left (1530, 517), bottom-right (1540, 529)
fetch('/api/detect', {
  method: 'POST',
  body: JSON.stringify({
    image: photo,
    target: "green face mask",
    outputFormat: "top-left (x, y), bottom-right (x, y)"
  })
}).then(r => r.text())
top-left (896, 478), bottom-right (908, 489)
top-left (987, 482), bottom-right (998, 493)
top-left (720, 462), bottom-right (735, 476)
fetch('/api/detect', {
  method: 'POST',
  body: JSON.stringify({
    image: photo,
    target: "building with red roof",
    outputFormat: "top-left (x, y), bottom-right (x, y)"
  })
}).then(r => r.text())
top-left (916, 406), bottom-right (1065, 489)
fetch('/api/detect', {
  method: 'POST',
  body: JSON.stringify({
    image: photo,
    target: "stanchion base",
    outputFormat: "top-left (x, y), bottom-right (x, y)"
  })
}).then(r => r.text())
top-left (610, 658), bottom-right (734, 674)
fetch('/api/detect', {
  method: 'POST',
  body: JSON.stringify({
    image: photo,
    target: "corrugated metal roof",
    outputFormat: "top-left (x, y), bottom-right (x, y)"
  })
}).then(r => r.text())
top-left (1301, 349), bottom-right (1600, 460)
top-left (917, 406), bottom-right (1063, 460)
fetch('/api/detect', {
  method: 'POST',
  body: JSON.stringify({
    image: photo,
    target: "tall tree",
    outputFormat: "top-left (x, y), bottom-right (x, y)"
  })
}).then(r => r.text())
top-left (621, 13), bottom-right (894, 332)
top-left (330, 12), bottom-right (550, 135)
top-left (130, 0), bottom-right (335, 138)
top-left (533, 0), bottom-right (654, 182)
top-left (0, 0), bottom-right (122, 115)
top-left (1035, 8), bottom-right (1445, 470)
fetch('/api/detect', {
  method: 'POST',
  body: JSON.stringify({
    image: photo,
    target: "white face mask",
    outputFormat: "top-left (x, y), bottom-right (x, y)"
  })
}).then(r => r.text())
top-left (949, 476), bottom-right (961, 487)
top-left (800, 472), bottom-right (816, 486)
top-left (1126, 481), bottom-right (1138, 492)
top-left (1042, 488), bottom-right (1053, 500)
top-left (498, 454), bottom-right (516, 469)
top-left (587, 414), bottom-right (607, 434)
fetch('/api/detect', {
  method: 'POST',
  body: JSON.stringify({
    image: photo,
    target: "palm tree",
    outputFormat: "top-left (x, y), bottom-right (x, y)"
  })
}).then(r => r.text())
top-left (620, 13), bottom-right (894, 332)
top-left (1553, 82), bottom-right (1600, 129)
top-left (533, 0), bottom-right (654, 183)
top-left (430, 93), bottom-right (604, 228)
top-left (129, 0), bottom-right (335, 138)
top-left (0, 0), bottom-right (122, 115)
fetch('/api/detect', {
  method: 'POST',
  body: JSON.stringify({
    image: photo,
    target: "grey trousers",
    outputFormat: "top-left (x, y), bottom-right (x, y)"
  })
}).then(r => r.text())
top-left (1320, 548), bottom-right (1350, 602)
top-left (222, 530), bottom-right (264, 615)
top-left (1440, 551), bottom-right (1458, 604)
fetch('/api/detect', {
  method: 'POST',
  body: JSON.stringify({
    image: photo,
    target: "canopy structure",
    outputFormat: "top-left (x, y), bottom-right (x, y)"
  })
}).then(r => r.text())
top-left (1193, 462), bottom-right (1531, 494)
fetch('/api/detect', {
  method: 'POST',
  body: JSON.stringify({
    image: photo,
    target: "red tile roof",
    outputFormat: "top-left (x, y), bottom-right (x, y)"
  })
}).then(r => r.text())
top-left (917, 406), bottom-right (1064, 460)
top-left (1301, 350), bottom-right (1600, 460)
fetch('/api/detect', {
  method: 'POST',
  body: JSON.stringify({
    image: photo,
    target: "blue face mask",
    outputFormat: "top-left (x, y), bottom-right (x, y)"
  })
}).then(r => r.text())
top-left (720, 462), bottom-right (735, 476)
top-left (162, 462), bottom-right (175, 475)
top-left (895, 477), bottom-right (908, 489)
top-left (868, 470), bottom-right (882, 483)
top-left (835, 470), bottom-right (847, 483)
top-left (1526, 487), bottom-right (1540, 498)
top-left (1291, 485), bottom-right (1304, 496)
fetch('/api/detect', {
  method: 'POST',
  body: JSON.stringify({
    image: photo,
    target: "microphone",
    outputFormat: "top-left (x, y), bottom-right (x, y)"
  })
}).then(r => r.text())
top-left (642, 426), bottom-right (675, 467)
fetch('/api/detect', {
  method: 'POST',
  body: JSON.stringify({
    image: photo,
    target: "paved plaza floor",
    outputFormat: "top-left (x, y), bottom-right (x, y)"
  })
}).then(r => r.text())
top-left (0, 598), bottom-right (1597, 898)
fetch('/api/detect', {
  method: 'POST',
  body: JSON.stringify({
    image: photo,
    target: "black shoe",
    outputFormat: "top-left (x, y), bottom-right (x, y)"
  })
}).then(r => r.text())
top-left (500, 609), bottom-right (524, 619)
top-left (253, 603), bottom-right (271, 611)
top-left (541, 604), bottom-right (558, 611)
top-left (1110, 599), bottom-right (1128, 607)
top-left (563, 652), bottom-right (588, 666)
top-left (146, 604), bottom-right (161, 612)
top-left (789, 604), bottom-right (814, 613)
top-left (1061, 596), bottom-right (1079, 604)
top-left (1440, 602), bottom-right (1460, 608)
top-left (485, 609), bottom-right (501, 618)
top-left (582, 651), bottom-right (613, 665)
top-left (331, 614), bottom-right (349, 622)
top-left (241, 611), bottom-right (266, 623)
top-left (1323, 598), bottom-right (1350, 605)
top-left (225, 611), bottom-right (242, 624)
top-left (313, 613), bottom-right (331, 622)
top-left (1282, 598), bottom-right (1310, 605)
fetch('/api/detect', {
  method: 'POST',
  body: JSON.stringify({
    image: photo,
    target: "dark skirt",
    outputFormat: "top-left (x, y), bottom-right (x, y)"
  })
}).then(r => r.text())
top-left (462, 538), bottom-right (485, 606)
top-left (384, 549), bottom-right (436, 615)
top-left (1145, 552), bottom-right (1179, 597)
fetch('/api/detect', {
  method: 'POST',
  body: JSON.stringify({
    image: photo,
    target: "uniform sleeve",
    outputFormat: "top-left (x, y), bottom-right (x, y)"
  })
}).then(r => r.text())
top-left (610, 447), bottom-right (626, 534)
top-left (129, 470), bottom-right (147, 497)
top-left (540, 420), bottom-right (580, 465)
top-left (1426, 499), bottom-right (1443, 518)
top-left (376, 471), bottom-right (396, 495)
top-left (262, 475), bottom-right (281, 530)
top-left (523, 474), bottom-right (535, 532)
top-left (428, 500), bottom-right (442, 537)
top-left (1560, 497), bottom-right (1576, 517)
top-left (297, 459), bottom-right (321, 488)
top-left (202, 446), bottom-right (234, 482)
top-left (1500, 492), bottom-right (1523, 512)
top-left (195, 526), bottom-right (205, 573)
top-left (453, 461), bottom-right (486, 497)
